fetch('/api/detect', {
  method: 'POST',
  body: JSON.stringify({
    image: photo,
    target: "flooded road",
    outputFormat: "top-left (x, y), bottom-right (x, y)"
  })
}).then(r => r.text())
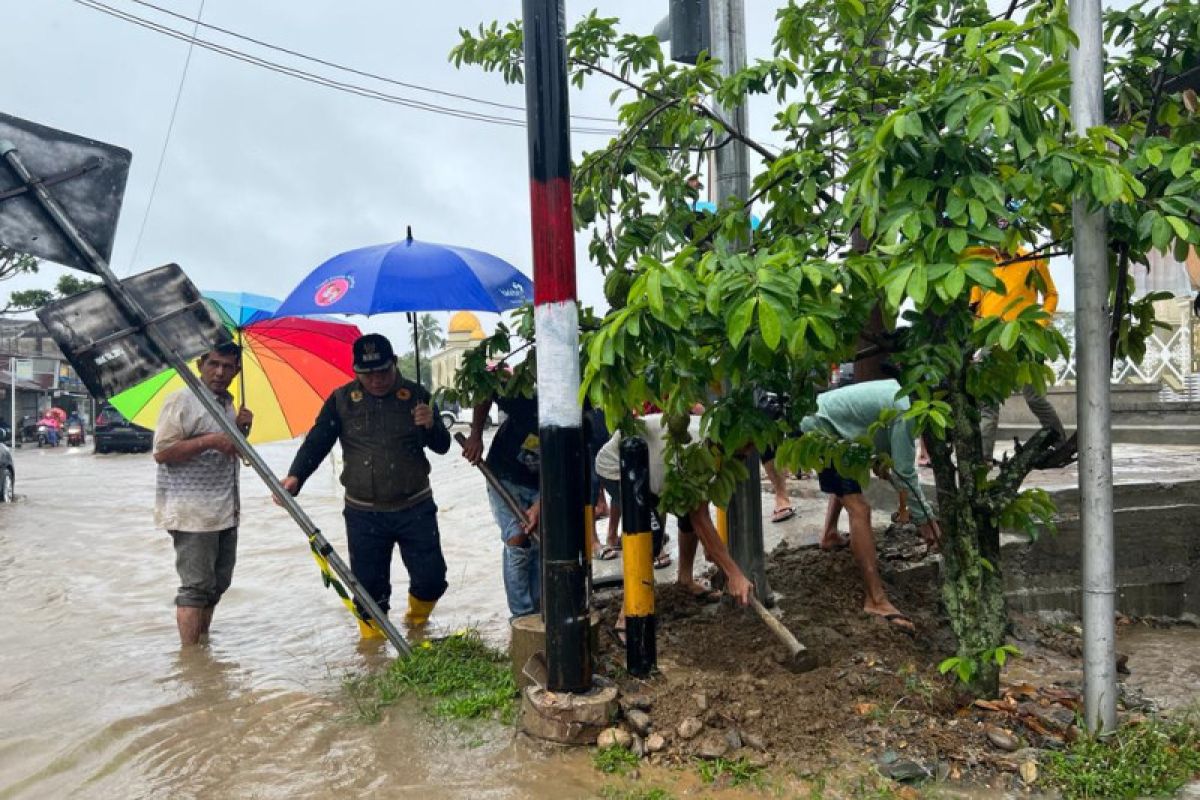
top-left (0, 438), bottom-right (608, 799)
top-left (4, 440), bottom-right (1198, 799)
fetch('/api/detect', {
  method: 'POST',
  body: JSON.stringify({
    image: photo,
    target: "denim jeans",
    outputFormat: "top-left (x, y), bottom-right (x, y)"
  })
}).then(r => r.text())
top-left (343, 499), bottom-right (447, 618)
top-left (487, 479), bottom-right (541, 619)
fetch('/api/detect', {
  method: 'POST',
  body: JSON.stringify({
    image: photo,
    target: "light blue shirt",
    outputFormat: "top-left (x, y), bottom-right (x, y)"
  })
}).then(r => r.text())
top-left (800, 380), bottom-right (934, 523)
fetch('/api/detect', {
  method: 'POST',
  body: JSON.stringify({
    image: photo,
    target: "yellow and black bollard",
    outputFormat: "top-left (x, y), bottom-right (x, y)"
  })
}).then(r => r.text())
top-left (618, 436), bottom-right (656, 677)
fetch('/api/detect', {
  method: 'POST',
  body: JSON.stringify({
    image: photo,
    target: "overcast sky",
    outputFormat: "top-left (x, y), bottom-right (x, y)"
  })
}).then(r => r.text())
top-left (2, 0), bottom-right (1089, 351)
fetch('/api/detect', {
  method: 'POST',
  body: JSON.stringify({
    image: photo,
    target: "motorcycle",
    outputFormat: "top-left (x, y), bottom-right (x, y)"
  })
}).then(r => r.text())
top-left (36, 423), bottom-right (60, 448)
top-left (66, 421), bottom-right (85, 447)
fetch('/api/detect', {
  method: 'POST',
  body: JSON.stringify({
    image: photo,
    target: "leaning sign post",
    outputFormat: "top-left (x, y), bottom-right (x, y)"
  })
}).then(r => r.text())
top-left (0, 112), bottom-right (411, 656)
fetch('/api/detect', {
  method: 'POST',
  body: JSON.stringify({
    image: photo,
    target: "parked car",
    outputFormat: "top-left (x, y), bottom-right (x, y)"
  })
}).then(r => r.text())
top-left (1, 442), bottom-right (13, 502)
top-left (94, 404), bottom-right (154, 454)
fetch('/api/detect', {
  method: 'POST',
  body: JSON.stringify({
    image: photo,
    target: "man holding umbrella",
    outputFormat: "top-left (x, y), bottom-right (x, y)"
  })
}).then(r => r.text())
top-left (279, 333), bottom-right (452, 637)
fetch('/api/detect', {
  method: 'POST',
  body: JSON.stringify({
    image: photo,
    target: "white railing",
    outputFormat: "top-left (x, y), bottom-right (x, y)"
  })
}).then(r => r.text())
top-left (1051, 324), bottom-right (1196, 401)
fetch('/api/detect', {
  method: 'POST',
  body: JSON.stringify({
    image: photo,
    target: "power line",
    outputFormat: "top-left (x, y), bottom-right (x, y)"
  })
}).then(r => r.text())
top-left (69, 0), bottom-right (618, 136)
top-left (122, 0), bottom-right (616, 124)
top-left (125, 0), bottom-right (205, 275)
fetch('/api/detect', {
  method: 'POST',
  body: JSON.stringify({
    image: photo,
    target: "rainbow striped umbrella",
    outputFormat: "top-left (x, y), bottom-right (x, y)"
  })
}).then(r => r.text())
top-left (108, 291), bottom-right (361, 444)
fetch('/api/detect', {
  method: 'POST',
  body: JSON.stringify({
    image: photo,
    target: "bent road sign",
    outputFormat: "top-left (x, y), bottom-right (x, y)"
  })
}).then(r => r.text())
top-left (0, 112), bottom-right (131, 273)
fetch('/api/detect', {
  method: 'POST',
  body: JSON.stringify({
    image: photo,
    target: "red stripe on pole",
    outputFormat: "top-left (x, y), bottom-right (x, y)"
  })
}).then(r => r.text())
top-left (529, 177), bottom-right (577, 305)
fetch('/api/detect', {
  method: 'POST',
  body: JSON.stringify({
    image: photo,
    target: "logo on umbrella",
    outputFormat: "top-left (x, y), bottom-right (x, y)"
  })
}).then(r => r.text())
top-left (498, 281), bottom-right (526, 301)
top-left (314, 276), bottom-right (354, 307)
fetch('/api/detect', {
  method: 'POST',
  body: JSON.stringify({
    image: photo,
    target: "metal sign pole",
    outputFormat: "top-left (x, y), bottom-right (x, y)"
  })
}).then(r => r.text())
top-left (0, 141), bottom-right (411, 657)
top-left (9, 357), bottom-right (15, 449)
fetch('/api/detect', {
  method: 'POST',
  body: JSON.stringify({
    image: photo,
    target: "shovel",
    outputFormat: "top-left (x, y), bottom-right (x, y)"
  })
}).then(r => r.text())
top-left (749, 596), bottom-right (819, 673)
top-left (454, 431), bottom-right (539, 542)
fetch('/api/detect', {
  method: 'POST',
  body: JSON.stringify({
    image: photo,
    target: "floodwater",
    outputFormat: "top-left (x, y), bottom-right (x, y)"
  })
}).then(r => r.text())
top-left (0, 437), bottom-right (608, 799)
top-left (3, 440), bottom-right (1198, 799)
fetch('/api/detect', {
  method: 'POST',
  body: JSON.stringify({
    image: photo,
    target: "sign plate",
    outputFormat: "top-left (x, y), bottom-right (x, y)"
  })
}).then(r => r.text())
top-left (0, 112), bottom-right (132, 273)
top-left (37, 264), bottom-right (231, 398)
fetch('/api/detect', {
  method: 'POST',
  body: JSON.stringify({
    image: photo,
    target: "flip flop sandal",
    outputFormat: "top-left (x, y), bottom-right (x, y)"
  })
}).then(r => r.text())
top-left (684, 583), bottom-right (722, 603)
top-left (820, 534), bottom-right (851, 551)
top-left (870, 612), bottom-right (916, 637)
top-left (596, 544), bottom-right (620, 561)
top-left (653, 553), bottom-right (673, 569)
top-left (771, 506), bottom-right (796, 523)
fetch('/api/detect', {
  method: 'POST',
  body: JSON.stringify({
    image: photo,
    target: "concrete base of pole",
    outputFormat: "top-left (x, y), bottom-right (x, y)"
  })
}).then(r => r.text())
top-left (518, 677), bottom-right (619, 745)
top-left (509, 612), bottom-right (601, 692)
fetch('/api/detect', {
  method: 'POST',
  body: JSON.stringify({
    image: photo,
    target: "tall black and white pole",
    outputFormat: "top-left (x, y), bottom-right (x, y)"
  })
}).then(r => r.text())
top-left (522, 0), bottom-right (592, 693)
top-left (709, 0), bottom-right (770, 600)
top-left (1069, 0), bottom-right (1117, 734)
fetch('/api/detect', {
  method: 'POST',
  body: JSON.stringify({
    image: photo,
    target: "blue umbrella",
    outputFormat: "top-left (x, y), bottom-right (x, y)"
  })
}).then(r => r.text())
top-left (275, 227), bottom-right (533, 381)
top-left (691, 200), bottom-right (762, 230)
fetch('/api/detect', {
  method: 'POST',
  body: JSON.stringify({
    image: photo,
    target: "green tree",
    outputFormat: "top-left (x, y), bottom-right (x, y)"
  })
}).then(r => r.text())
top-left (4, 270), bottom-right (101, 313)
top-left (416, 313), bottom-right (445, 356)
top-left (454, 0), bottom-right (1200, 696)
top-left (0, 246), bottom-right (40, 314)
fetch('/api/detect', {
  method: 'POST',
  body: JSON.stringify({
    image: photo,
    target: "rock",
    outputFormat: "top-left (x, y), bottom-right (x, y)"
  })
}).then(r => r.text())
top-left (693, 692), bottom-right (709, 712)
top-left (625, 709), bottom-right (652, 736)
top-left (1019, 759), bottom-right (1038, 785)
top-left (630, 733), bottom-right (646, 758)
top-left (742, 732), bottom-right (767, 751)
top-left (986, 726), bottom-right (1020, 752)
top-left (597, 727), bottom-right (632, 750)
top-left (695, 733), bottom-right (730, 759)
top-left (645, 733), bottom-right (667, 753)
top-left (744, 708), bottom-right (763, 722)
top-left (878, 759), bottom-right (931, 783)
top-left (677, 716), bottom-right (703, 740)
top-left (724, 728), bottom-right (742, 750)
top-left (620, 693), bottom-right (652, 712)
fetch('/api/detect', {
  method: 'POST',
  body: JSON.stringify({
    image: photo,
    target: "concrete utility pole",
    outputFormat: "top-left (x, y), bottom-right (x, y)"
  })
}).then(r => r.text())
top-left (1068, 0), bottom-right (1117, 734)
top-left (521, 0), bottom-right (592, 693)
top-left (708, 0), bottom-right (770, 601)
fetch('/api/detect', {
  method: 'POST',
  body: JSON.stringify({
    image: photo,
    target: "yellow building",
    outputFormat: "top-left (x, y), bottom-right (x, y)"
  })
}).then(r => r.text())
top-left (429, 311), bottom-right (485, 394)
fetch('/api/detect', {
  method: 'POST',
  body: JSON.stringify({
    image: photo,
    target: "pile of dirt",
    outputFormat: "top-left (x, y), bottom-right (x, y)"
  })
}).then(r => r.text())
top-left (589, 529), bottom-right (1093, 789)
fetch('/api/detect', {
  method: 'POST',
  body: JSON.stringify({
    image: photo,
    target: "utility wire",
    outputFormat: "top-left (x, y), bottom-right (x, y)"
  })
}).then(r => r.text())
top-left (125, 0), bottom-right (205, 275)
top-left (121, 0), bottom-right (616, 124)
top-left (70, 0), bottom-right (618, 135)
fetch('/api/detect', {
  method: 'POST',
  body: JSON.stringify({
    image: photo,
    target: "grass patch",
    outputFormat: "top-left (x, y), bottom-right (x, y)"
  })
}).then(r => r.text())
top-left (1044, 714), bottom-right (1200, 799)
top-left (593, 745), bottom-right (640, 776)
top-left (695, 756), bottom-right (767, 788)
top-left (597, 784), bottom-right (674, 799)
top-left (343, 630), bottom-right (517, 724)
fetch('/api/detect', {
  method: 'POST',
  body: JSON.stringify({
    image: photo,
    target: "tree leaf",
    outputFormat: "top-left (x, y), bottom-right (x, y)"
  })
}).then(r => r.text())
top-left (727, 296), bottom-right (757, 347)
top-left (908, 265), bottom-right (929, 305)
top-left (949, 228), bottom-right (968, 253)
top-left (1166, 216), bottom-right (1190, 240)
top-left (758, 298), bottom-right (782, 349)
top-left (1170, 147), bottom-right (1192, 179)
top-left (1000, 321), bottom-right (1020, 351)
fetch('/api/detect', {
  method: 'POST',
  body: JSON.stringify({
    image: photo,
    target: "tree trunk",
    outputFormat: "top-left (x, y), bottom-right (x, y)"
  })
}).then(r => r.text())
top-left (933, 366), bottom-right (1008, 698)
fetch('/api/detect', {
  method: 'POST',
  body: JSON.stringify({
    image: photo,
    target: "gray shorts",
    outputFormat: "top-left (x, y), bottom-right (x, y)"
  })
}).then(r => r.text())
top-left (170, 528), bottom-right (238, 608)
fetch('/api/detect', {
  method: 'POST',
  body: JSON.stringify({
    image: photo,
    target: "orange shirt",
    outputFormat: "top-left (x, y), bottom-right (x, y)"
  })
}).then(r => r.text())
top-left (966, 247), bottom-right (1058, 324)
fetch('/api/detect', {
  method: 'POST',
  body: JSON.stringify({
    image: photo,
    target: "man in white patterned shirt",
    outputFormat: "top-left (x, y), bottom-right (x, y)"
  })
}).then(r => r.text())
top-left (154, 343), bottom-right (253, 645)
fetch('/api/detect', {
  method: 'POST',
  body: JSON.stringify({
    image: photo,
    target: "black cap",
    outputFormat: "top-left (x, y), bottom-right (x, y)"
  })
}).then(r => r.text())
top-left (352, 334), bottom-right (396, 372)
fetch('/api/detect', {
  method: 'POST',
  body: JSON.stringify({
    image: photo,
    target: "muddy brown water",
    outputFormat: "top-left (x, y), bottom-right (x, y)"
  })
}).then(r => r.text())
top-left (2, 443), bottom-right (1197, 799)
top-left (0, 440), bottom-right (608, 799)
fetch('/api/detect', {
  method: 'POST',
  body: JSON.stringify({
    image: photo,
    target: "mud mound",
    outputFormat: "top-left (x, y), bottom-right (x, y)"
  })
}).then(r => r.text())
top-left (591, 530), bottom-right (1088, 786)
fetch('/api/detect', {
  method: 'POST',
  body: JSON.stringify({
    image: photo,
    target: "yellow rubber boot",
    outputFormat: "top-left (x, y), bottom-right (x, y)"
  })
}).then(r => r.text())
top-left (404, 595), bottom-right (437, 627)
top-left (357, 618), bottom-right (386, 640)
